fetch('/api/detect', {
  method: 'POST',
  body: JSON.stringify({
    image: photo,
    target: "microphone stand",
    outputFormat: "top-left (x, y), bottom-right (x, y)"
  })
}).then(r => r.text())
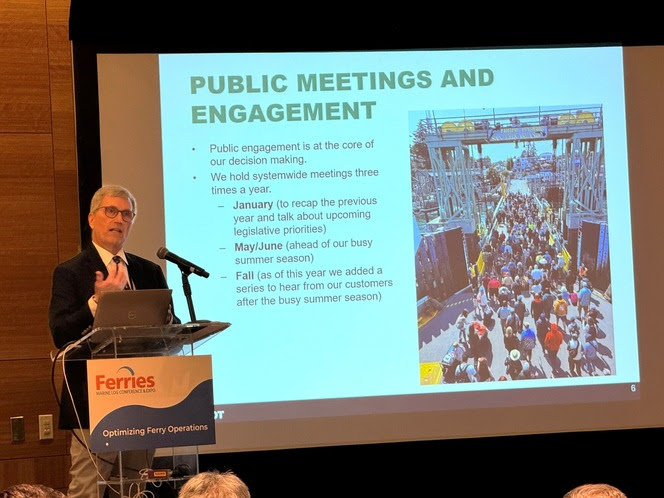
top-left (179, 266), bottom-right (197, 322)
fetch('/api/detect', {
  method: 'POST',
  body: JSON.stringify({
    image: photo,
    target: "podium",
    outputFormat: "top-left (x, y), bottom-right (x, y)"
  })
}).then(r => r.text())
top-left (63, 321), bottom-right (230, 497)
top-left (78, 321), bottom-right (230, 358)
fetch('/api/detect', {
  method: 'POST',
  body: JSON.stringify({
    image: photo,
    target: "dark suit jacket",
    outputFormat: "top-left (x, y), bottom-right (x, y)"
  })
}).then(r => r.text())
top-left (49, 246), bottom-right (178, 429)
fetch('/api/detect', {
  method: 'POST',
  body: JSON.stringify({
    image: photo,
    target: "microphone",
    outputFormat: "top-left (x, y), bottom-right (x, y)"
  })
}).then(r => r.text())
top-left (157, 247), bottom-right (210, 278)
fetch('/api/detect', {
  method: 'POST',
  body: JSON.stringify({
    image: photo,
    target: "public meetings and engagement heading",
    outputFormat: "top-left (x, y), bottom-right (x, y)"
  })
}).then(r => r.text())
top-left (189, 69), bottom-right (495, 124)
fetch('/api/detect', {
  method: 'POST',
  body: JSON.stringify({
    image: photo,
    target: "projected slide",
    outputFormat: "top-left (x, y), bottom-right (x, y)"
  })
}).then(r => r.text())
top-left (156, 47), bottom-right (638, 421)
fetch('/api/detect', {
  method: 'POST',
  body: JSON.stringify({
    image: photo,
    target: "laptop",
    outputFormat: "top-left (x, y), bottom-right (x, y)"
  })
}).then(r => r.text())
top-left (93, 288), bottom-right (173, 329)
top-left (85, 289), bottom-right (174, 354)
top-left (79, 289), bottom-right (232, 356)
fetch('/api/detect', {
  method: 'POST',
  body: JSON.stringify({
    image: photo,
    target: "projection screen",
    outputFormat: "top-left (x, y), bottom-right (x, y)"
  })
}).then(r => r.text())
top-left (90, 45), bottom-right (659, 454)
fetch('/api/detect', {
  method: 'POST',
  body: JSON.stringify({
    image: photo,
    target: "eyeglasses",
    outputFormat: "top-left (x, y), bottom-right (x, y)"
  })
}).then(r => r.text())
top-left (95, 205), bottom-right (136, 222)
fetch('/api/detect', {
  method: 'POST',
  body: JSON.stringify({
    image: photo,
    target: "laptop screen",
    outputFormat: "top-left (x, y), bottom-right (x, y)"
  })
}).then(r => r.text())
top-left (92, 289), bottom-right (173, 329)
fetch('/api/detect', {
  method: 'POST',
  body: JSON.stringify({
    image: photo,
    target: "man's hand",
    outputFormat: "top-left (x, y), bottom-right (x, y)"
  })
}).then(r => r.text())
top-left (93, 263), bottom-right (129, 301)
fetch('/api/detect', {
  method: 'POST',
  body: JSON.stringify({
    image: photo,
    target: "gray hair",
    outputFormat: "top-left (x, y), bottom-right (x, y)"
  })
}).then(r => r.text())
top-left (89, 185), bottom-right (137, 216)
top-left (178, 471), bottom-right (250, 498)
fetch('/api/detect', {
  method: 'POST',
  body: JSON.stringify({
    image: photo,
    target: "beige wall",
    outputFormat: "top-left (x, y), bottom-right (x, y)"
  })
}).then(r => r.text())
top-left (0, 0), bottom-right (78, 491)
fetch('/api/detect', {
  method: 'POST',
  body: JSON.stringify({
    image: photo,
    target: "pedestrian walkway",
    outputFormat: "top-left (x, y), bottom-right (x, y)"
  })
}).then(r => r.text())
top-left (418, 186), bottom-right (615, 384)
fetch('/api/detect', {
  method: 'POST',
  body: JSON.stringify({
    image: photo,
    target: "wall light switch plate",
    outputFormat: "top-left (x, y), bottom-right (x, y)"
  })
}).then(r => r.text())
top-left (10, 416), bottom-right (25, 442)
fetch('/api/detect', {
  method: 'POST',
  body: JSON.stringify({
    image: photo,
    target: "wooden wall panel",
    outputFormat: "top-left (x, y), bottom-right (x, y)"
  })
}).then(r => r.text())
top-left (0, 135), bottom-right (58, 361)
top-left (0, 454), bottom-right (69, 491)
top-left (0, 360), bottom-right (67, 462)
top-left (48, 0), bottom-right (81, 260)
top-left (0, 0), bottom-right (73, 490)
top-left (0, 0), bottom-right (51, 133)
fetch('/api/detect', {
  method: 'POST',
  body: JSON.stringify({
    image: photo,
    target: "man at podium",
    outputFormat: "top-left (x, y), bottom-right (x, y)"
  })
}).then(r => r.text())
top-left (49, 184), bottom-right (179, 498)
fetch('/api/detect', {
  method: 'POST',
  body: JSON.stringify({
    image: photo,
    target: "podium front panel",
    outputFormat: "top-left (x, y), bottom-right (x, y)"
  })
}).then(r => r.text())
top-left (87, 355), bottom-right (215, 452)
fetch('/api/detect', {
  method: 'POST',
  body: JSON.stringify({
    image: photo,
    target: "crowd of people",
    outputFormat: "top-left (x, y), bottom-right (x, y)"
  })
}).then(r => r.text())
top-left (2, 477), bottom-right (626, 497)
top-left (443, 192), bottom-right (610, 383)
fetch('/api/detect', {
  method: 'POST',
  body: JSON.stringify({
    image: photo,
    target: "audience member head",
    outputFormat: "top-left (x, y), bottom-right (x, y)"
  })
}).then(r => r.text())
top-left (564, 483), bottom-right (627, 498)
top-left (178, 470), bottom-right (250, 498)
top-left (0, 484), bottom-right (65, 498)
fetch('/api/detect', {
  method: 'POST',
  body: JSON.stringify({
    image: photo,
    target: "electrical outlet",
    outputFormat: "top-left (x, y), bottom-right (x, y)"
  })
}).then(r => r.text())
top-left (10, 416), bottom-right (25, 442)
top-left (39, 414), bottom-right (53, 440)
